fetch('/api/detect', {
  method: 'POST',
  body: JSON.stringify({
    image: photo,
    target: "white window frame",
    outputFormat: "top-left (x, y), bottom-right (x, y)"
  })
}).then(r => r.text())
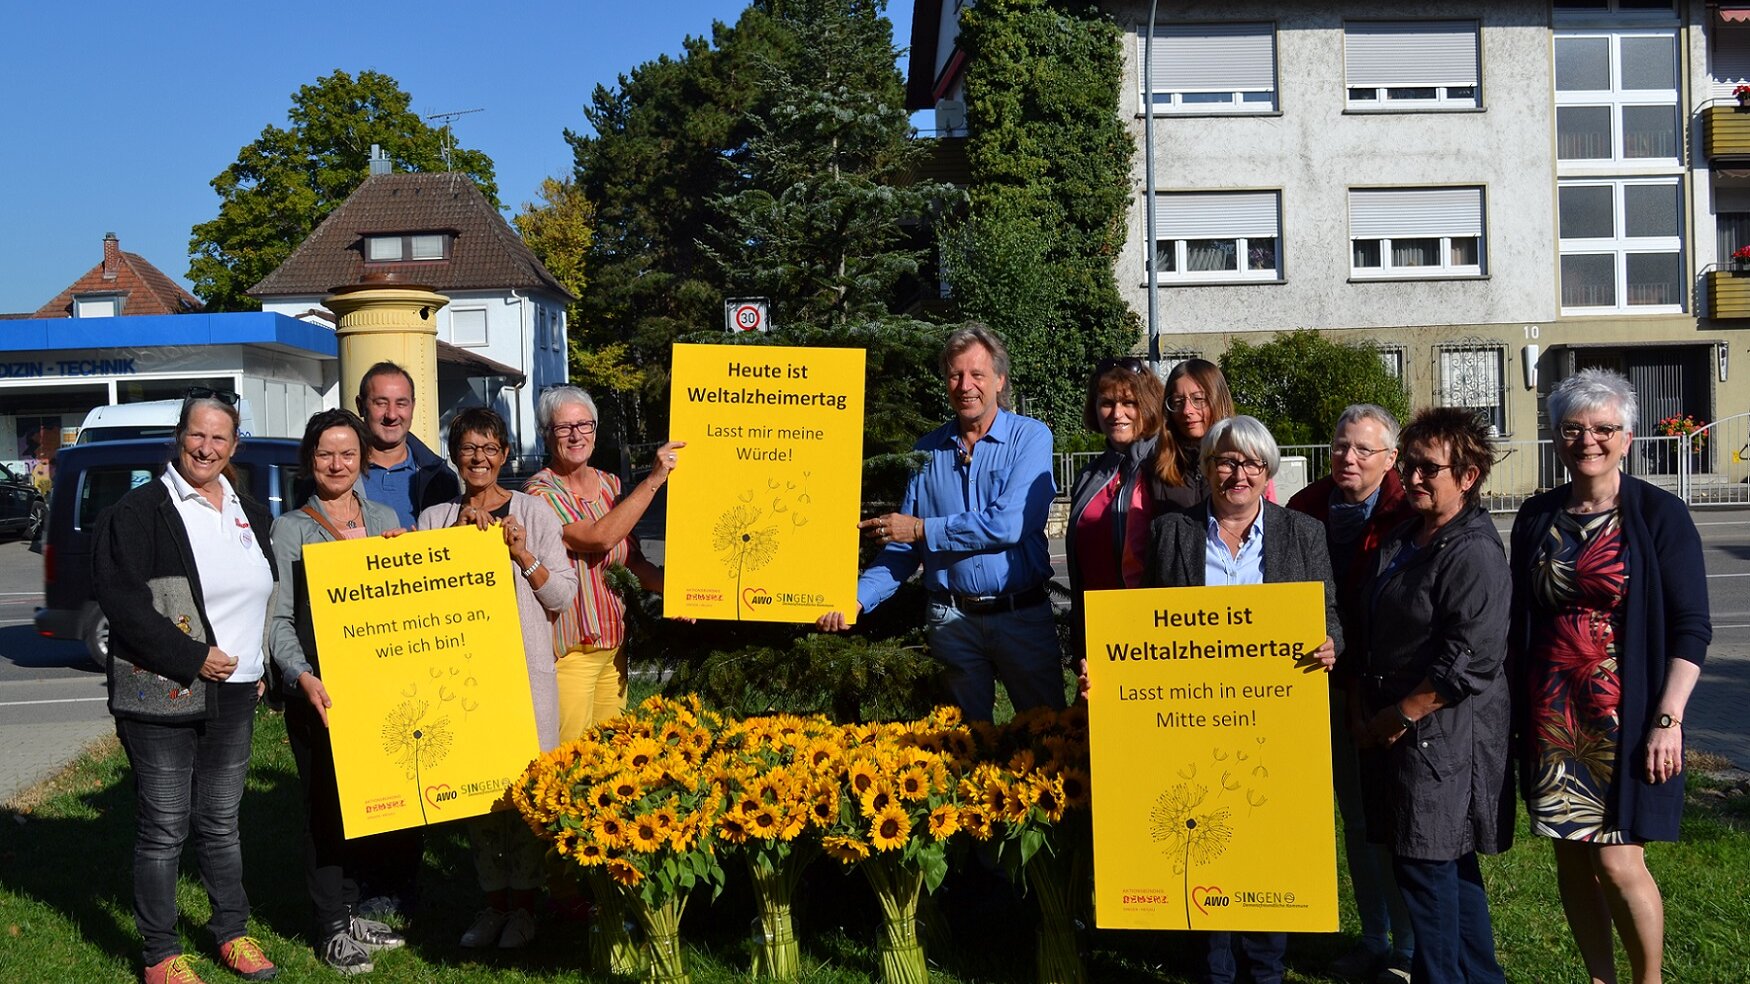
top-left (1138, 23), bottom-right (1276, 115)
top-left (366, 236), bottom-right (403, 261)
top-left (1553, 29), bottom-right (1681, 169)
top-left (1434, 342), bottom-right (1509, 436)
top-left (1348, 187), bottom-right (1485, 279)
top-left (1557, 176), bottom-right (1684, 315)
top-left (451, 307), bottom-right (489, 347)
top-left (1553, 0), bottom-right (1677, 24)
top-left (1376, 345), bottom-right (1407, 382)
top-left (410, 234), bottom-right (446, 260)
top-left (1343, 21), bottom-right (1481, 111)
top-left (72, 294), bottom-right (122, 318)
top-left (1148, 191), bottom-right (1283, 284)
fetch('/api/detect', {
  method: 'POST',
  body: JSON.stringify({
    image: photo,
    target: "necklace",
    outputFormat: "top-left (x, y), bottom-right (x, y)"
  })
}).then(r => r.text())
top-left (326, 496), bottom-right (361, 529)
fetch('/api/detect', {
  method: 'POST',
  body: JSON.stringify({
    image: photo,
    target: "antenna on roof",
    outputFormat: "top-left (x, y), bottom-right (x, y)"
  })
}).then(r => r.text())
top-left (424, 108), bottom-right (484, 172)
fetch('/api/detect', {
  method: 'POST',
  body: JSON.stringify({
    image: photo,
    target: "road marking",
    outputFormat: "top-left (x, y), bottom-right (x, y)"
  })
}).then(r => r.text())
top-left (0, 592), bottom-right (42, 597)
top-left (0, 696), bottom-right (107, 708)
top-left (1707, 573), bottom-right (1750, 579)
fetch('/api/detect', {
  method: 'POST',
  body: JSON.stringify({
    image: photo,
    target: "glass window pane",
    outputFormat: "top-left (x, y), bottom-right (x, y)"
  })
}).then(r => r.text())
top-left (1621, 105), bottom-right (1678, 159)
top-left (1559, 185), bottom-right (1616, 239)
top-left (1448, 86), bottom-right (1478, 101)
top-left (1187, 240), bottom-right (1238, 271)
top-left (1620, 0), bottom-right (1675, 9)
top-left (1348, 87), bottom-right (1378, 101)
top-left (1392, 238), bottom-right (1441, 266)
top-left (366, 236), bottom-right (402, 261)
top-left (1557, 106), bottom-right (1614, 159)
top-left (1153, 241), bottom-right (1177, 273)
top-left (1240, 91), bottom-right (1274, 103)
top-left (1621, 36), bottom-right (1677, 89)
top-left (1626, 252), bottom-right (1682, 305)
top-left (1245, 238), bottom-right (1277, 272)
top-left (1353, 240), bottom-right (1382, 267)
top-left (1556, 37), bottom-right (1611, 91)
top-left (1451, 237), bottom-right (1480, 266)
top-left (410, 234), bottom-right (445, 259)
top-left (1183, 92), bottom-right (1230, 104)
top-left (1386, 87), bottom-right (1438, 100)
top-left (1561, 253), bottom-right (1617, 306)
top-left (1624, 183), bottom-right (1679, 237)
top-left (1719, 213), bottom-right (1750, 259)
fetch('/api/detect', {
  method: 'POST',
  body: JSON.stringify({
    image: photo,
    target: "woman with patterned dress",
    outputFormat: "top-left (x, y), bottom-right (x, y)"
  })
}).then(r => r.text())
top-left (1510, 369), bottom-right (1710, 984)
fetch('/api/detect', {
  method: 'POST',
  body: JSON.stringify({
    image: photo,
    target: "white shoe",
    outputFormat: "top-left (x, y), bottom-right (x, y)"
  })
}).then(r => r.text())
top-left (460, 908), bottom-right (510, 948)
top-left (497, 907), bottom-right (538, 949)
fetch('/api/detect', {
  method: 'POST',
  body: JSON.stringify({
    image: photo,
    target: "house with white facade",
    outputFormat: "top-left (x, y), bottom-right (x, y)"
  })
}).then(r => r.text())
top-left (251, 167), bottom-right (573, 466)
top-left (911, 0), bottom-right (1750, 491)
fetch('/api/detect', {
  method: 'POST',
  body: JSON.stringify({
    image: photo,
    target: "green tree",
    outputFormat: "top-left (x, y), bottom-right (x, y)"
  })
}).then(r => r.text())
top-left (947, 0), bottom-right (1139, 436)
top-left (1220, 330), bottom-right (1412, 447)
top-left (188, 69), bottom-right (497, 311)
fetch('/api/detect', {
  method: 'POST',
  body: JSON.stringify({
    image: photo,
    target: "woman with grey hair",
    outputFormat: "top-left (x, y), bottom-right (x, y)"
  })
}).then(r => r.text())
top-left (1144, 414), bottom-right (1340, 984)
top-left (524, 385), bottom-right (681, 742)
top-left (1510, 368), bottom-right (1709, 984)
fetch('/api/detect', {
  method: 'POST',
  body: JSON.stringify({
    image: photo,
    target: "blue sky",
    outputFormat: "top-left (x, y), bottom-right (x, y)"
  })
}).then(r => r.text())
top-left (0, 0), bottom-right (916, 315)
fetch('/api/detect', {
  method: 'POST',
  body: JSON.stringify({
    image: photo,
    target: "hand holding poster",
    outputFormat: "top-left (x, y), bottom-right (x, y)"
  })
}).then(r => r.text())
top-left (1084, 583), bottom-right (1337, 932)
top-left (304, 525), bottom-right (539, 837)
top-left (664, 343), bottom-right (865, 623)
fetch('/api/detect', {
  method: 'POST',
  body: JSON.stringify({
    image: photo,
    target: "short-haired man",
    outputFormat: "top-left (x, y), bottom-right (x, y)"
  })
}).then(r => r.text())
top-left (1287, 404), bottom-right (1415, 983)
top-left (355, 361), bottom-right (460, 528)
top-left (818, 324), bottom-right (1066, 721)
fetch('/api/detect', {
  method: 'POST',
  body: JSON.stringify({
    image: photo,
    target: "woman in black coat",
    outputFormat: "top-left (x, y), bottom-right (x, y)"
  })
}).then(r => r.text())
top-left (1510, 369), bottom-right (1709, 984)
top-left (1354, 407), bottom-right (1513, 984)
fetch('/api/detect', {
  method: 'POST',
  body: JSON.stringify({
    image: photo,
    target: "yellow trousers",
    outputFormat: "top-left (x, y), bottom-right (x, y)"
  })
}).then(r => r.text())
top-left (555, 646), bottom-right (628, 743)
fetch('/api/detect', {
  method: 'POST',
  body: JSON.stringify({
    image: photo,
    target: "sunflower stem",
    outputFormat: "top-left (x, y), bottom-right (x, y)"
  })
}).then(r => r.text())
top-left (584, 868), bottom-right (645, 977)
top-left (864, 854), bottom-right (928, 984)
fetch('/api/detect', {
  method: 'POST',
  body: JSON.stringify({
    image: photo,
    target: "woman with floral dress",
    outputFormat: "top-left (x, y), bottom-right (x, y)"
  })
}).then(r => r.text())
top-left (1510, 369), bottom-right (1711, 984)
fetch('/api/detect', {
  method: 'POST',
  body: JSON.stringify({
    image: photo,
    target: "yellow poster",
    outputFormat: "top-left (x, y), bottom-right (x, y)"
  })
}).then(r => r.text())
top-left (1084, 583), bottom-right (1338, 932)
top-left (664, 342), bottom-right (865, 623)
top-left (304, 525), bottom-right (539, 838)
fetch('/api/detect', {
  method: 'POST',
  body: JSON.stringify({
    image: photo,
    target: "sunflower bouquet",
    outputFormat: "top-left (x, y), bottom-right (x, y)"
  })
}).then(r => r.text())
top-left (709, 712), bottom-right (842, 980)
top-left (515, 694), bottom-right (725, 983)
top-left (957, 705), bottom-right (1093, 984)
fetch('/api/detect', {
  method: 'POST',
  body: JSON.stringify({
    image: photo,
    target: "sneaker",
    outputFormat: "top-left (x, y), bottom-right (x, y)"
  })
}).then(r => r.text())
top-left (319, 932), bottom-right (374, 977)
top-left (460, 908), bottom-right (511, 948)
top-left (216, 936), bottom-right (278, 981)
top-left (355, 894), bottom-right (404, 922)
top-left (1374, 953), bottom-right (1413, 984)
top-left (1328, 944), bottom-right (1386, 981)
top-left (497, 907), bottom-right (538, 949)
top-left (143, 954), bottom-right (207, 984)
top-left (348, 916), bottom-right (406, 952)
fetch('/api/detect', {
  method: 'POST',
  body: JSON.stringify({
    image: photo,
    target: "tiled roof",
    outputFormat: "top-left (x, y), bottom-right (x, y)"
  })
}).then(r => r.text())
top-left (249, 172), bottom-right (573, 301)
top-left (33, 244), bottom-right (203, 317)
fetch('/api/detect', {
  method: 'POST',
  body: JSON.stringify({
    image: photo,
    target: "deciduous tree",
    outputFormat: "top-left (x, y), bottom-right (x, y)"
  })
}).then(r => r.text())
top-left (1221, 330), bottom-right (1412, 447)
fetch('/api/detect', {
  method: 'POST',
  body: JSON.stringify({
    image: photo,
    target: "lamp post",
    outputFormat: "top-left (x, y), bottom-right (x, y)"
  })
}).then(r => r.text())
top-left (1143, 0), bottom-right (1161, 371)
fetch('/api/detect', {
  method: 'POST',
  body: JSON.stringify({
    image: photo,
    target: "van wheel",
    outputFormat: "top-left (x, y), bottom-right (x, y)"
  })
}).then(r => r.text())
top-left (24, 500), bottom-right (45, 540)
top-left (81, 608), bottom-right (110, 667)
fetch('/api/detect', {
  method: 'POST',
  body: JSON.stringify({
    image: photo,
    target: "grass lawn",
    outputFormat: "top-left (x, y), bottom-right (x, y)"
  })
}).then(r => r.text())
top-left (2, 702), bottom-right (1745, 983)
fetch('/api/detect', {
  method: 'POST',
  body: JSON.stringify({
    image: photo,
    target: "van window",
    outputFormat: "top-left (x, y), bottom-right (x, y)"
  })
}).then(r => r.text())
top-left (78, 467), bottom-right (158, 530)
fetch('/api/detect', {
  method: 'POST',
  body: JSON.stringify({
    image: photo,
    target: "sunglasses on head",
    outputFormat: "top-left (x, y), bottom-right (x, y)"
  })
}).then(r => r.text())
top-left (1095, 357), bottom-right (1147, 376)
top-left (183, 386), bottom-right (240, 407)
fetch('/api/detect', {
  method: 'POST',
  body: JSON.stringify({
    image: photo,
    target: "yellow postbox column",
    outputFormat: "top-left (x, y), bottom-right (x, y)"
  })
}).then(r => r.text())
top-left (325, 277), bottom-right (449, 450)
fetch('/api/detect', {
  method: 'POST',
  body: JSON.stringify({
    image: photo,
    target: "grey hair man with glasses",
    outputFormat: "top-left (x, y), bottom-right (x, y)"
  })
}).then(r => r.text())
top-left (1287, 404), bottom-right (1417, 983)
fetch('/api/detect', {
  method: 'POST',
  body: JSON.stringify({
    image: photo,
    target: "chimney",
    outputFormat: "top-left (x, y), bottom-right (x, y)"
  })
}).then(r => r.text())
top-left (369, 144), bottom-right (393, 176)
top-left (102, 232), bottom-right (120, 280)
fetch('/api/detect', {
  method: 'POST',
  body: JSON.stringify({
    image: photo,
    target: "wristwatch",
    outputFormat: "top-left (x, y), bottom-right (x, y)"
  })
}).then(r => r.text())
top-left (1655, 713), bottom-right (1681, 729)
top-left (1394, 705), bottom-right (1416, 731)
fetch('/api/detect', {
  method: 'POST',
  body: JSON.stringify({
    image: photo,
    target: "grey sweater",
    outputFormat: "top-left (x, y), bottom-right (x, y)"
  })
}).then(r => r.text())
top-left (267, 493), bottom-right (402, 693)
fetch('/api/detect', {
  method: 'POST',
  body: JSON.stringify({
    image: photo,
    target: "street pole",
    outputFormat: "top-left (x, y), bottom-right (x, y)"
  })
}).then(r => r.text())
top-left (1143, 0), bottom-right (1161, 372)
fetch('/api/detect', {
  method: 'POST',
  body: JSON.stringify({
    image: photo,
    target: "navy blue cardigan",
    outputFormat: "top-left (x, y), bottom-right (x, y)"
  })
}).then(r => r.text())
top-left (1509, 474), bottom-right (1710, 842)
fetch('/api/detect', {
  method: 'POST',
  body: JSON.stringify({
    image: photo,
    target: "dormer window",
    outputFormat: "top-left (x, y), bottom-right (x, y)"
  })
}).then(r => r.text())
top-left (73, 293), bottom-right (123, 318)
top-left (364, 233), bottom-right (452, 262)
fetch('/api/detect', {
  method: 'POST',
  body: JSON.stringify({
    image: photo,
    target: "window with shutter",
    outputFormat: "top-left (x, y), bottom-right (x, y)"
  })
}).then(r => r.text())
top-left (1147, 191), bottom-right (1282, 283)
top-left (1348, 187), bottom-right (1485, 277)
top-left (1138, 23), bottom-right (1276, 115)
top-left (1344, 21), bottom-right (1481, 109)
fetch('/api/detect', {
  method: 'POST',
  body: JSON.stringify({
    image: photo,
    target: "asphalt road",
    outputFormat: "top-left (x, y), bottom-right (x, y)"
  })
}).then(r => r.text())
top-left (3, 506), bottom-right (1748, 805)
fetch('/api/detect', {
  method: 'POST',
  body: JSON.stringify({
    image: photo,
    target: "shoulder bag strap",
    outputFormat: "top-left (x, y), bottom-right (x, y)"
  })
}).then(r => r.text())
top-left (302, 504), bottom-right (345, 541)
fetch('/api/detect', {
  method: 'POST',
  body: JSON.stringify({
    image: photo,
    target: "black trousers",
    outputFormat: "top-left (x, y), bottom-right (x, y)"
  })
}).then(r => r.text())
top-left (285, 698), bottom-right (362, 939)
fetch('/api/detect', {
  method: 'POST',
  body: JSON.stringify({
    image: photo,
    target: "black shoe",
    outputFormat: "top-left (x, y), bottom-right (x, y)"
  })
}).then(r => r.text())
top-left (320, 933), bottom-right (373, 976)
top-left (348, 916), bottom-right (406, 952)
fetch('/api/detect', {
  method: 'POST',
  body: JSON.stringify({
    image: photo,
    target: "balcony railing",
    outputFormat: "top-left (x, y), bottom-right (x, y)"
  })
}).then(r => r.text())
top-left (1708, 269), bottom-right (1750, 319)
top-left (1703, 105), bottom-right (1750, 160)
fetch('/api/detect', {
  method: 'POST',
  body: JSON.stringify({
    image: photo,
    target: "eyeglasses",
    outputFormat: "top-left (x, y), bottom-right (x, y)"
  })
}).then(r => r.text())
top-left (1557, 422), bottom-right (1625, 442)
top-left (549, 421), bottom-right (598, 439)
top-left (1331, 441), bottom-right (1391, 460)
top-left (457, 443), bottom-right (504, 458)
top-left (1398, 459), bottom-right (1456, 481)
top-left (1096, 357), bottom-right (1147, 376)
top-left (1168, 393), bottom-right (1210, 412)
top-left (1208, 455), bottom-right (1265, 477)
top-left (183, 387), bottom-right (240, 406)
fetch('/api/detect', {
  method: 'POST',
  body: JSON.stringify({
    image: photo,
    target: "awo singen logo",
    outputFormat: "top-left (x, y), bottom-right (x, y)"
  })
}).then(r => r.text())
top-left (742, 587), bottom-right (774, 612)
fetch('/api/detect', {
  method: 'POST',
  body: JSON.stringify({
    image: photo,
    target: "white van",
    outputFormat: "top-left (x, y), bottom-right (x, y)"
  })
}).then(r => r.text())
top-left (76, 399), bottom-right (259, 444)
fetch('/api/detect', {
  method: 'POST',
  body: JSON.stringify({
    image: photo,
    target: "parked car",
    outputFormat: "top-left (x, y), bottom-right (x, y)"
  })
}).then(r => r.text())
top-left (76, 398), bottom-right (259, 444)
top-left (0, 461), bottom-right (47, 540)
top-left (34, 437), bottom-right (306, 664)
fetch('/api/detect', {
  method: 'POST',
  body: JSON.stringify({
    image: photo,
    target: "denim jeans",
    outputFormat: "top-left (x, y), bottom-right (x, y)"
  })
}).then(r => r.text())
top-left (1202, 930), bottom-right (1287, 984)
top-left (286, 696), bottom-right (359, 939)
top-left (1392, 852), bottom-right (1505, 984)
top-left (1330, 691), bottom-right (1414, 960)
top-left (925, 598), bottom-right (1066, 722)
top-left (115, 683), bottom-right (258, 965)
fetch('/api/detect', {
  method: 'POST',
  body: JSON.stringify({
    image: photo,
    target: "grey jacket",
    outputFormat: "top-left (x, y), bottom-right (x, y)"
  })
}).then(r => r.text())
top-left (1359, 503), bottom-right (1514, 860)
top-left (1144, 500), bottom-right (1345, 660)
top-left (268, 493), bottom-right (402, 693)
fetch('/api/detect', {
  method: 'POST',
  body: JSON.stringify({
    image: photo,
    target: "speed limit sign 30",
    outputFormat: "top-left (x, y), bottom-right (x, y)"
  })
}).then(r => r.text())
top-left (725, 297), bottom-right (771, 334)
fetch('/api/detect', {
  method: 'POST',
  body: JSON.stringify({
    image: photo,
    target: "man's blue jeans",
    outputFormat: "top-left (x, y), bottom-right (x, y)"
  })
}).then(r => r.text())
top-left (115, 683), bottom-right (258, 965)
top-left (1330, 692), bottom-right (1414, 961)
top-left (925, 597), bottom-right (1066, 721)
top-left (1392, 852), bottom-right (1505, 984)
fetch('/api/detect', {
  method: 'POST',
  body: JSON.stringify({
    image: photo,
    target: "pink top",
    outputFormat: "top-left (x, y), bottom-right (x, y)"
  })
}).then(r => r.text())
top-left (1073, 470), bottom-right (1156, 591)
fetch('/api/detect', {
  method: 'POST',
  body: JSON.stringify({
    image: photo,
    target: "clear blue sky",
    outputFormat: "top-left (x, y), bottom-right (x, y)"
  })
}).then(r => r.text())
top-left (0, 0), bottom-right (916, 315)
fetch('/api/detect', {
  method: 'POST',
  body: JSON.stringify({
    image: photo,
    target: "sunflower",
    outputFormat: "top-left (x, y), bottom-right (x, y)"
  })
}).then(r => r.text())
top-left (606, 857), bottom-right (643, 886)
top-left (628, 814), bottom-right (664, 852)
top-left (611, 775), bottom-right (640, 801)
top-left (927, 804), bottom-right (961, 841)
top-left (653, 803), bottom-right (679, 833)
top-left (807, 785), bottom-right (840, 827)
top-left (859, 782), bottom-right (895, 819)
top-left (749, 805), bottom-right (783, 840)
top-left (846, 758), bottom-right (879, 797)
top-left (573, 840), bottom-right (607, 866)
top-left (592, 815), bottom-right (627, 848)
top-left (624, 736), bottom-right (663, 771)
top-left (869, 804), bottom-right (912, 852)
top-left (1058, 767), bottom-right (1091, 810)
top-left (718, 810), bottom-right (751, 844)
top-left (895, 766), bottom-right (931, 802)
top-left (960, 805), bottom-right (994, 840)
top-left (822, 835), bottom-right (871, 865)
top-left (586, 783), bottom-right (616, 811)
top-left (1033, 775), bottom-right (1067, 823)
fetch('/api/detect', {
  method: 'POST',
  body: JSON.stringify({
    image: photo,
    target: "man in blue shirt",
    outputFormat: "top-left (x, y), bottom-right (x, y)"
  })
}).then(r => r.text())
top-left (818, 324), bottom-right (1065, 721)
top-left (355, 362), bottom-right (460, 528)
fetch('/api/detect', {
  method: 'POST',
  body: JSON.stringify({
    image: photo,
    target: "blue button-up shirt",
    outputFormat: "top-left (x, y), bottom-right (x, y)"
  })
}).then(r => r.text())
top-left (857, 409), bottom-right (1057, 612)
top-left (360, 451), bottom-right (418, 527)
top-left (1205, 507), bottom-right (1265, 586)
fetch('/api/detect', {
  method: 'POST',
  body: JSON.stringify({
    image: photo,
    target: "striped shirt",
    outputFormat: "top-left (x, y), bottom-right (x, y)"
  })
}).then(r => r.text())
top-left (526, 467), bottom-right (643, 654)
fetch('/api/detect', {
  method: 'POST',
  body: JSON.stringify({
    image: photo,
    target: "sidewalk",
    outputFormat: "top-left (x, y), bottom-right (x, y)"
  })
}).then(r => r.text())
top-left (1683, 648), bottom-right (1749, 769)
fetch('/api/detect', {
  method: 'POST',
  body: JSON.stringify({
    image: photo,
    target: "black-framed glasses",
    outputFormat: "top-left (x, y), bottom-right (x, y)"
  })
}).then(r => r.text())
top-left (1331, 440), bottom-right (1390, 460)
top-left (1095, 357), bottom-right (1147, 376)
top-left (1208, 455), bottom-right (1265, 477)
top-left (183, 386), bottom-right (240, 406)
top-left (1398, 459), bottom-right (1456, 481)
top-left (1557, 422), bottom-right (1625, 442)
top-left (549, 421), bottom-right (598, 439)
